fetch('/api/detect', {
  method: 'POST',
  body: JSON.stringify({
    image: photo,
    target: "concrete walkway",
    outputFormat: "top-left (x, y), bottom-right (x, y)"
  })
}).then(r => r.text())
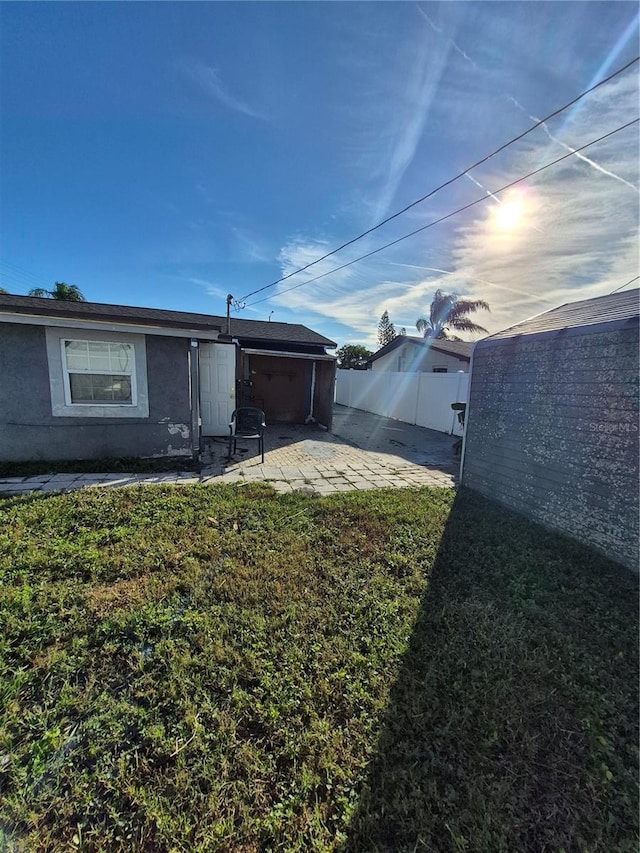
top-left (0, 406), bottom-right (459, 497)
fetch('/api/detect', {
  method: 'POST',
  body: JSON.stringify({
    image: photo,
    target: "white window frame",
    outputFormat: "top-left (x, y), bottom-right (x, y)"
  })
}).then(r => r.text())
top-left (45, 327), bottom-right (149, 419)
top-left (60, 338), bottom-right (138, 407)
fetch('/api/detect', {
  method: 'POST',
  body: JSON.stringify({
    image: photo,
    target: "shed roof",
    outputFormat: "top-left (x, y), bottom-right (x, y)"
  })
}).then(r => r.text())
top-left (227, 316), bottom-right (335, 347)
top-left (484, 288), bottom-right (640, 341)
top-left (368, 335), bottom-right (473, 363)
top-left (0, 293), bottom-right (336, 348)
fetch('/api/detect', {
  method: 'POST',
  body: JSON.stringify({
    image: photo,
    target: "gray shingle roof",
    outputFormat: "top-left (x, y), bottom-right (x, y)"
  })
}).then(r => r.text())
top-left (222, 316), bottom-right (336, 347)
top-left (0, 294), bottom-right (336, 347)
top-left (421, 337), bottom-right (474, 358)
top-left (485, 288), bottom-right (640, 340)
top-left (368, 335), bottom-right (473, 363)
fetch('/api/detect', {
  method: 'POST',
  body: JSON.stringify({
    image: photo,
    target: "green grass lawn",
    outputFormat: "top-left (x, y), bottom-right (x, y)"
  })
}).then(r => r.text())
top-left (0, 485), bottom-right (637, 852)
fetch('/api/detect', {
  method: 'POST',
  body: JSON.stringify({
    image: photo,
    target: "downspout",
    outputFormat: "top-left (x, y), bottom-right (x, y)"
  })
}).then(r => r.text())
top-left (232, 337), bottom-right (241, 407)
top-left (458, 344), bottom-right (475, 484)
top-left (189, 339), bottom-right (200, 465)
top-left (326, 357), bottom-right (336, 431)
top-left (305, 360), bottom-right (317, 424)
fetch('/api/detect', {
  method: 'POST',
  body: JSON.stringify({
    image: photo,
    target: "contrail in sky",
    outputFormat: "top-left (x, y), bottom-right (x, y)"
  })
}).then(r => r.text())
top-left (416, 6), bottom-right (478, 69)
top-left (464, 173), bottom-right (501, 202)
top-left (418, 3), bottom-right (638, 193)
top-left (388, 261), bottom-right (555, 303)
top-left (507, 95), bottom-right (638, 192)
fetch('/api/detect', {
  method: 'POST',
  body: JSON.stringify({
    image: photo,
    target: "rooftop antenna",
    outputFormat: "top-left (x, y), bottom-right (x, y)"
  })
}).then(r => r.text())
top-left (268, 311), bottom-right (274, 322)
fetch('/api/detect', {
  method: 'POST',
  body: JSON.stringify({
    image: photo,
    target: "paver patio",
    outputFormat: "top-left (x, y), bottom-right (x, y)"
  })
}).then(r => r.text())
top-left (198, 404), bottom-right (457, 492)
top-left (0, 405), bottom-right (459, 495)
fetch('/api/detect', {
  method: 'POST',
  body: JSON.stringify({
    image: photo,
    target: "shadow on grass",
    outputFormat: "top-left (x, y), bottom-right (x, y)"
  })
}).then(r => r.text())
top-left (342, 489), bottom-right (639, 853)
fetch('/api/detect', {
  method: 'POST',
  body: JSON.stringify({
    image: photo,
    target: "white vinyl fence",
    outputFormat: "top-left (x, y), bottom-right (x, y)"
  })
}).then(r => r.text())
top-left (335, 370), bottom-right (469, 435)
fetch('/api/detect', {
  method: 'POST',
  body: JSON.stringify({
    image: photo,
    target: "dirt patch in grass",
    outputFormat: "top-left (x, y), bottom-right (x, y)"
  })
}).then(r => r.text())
top-left (85, 575), bottom-right (182, 619)
top-left (0, 484), bottom-right (637, 852)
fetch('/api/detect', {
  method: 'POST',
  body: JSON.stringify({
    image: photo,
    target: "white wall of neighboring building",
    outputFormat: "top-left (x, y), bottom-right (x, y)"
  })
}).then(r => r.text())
top-left (335, 369), bottom-right (469, 435)
top-left (370, 342), bottom-right (469, 373)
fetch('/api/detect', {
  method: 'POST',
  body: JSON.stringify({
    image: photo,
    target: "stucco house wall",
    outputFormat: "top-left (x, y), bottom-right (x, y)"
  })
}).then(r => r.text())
top-left (0, 322), bottom-right (192, 461)
top-left (462, 312), bottom-right (639, 571)
top-left (0, 293), bottom-right (337, 461)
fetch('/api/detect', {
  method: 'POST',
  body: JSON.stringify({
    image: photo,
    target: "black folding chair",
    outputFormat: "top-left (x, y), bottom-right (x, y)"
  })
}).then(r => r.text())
top-left (228, 407), bottom-right (266, 463)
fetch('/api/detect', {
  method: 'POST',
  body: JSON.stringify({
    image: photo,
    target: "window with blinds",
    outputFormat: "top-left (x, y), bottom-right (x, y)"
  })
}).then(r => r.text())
top-left (62, 340), bottom-right (136, 405)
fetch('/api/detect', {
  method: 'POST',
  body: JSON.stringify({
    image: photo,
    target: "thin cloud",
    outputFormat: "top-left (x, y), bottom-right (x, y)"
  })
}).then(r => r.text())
top-left (372, 37), bottom-right (449, 218)
top-left (387, 262), bottom-right (555, 305)
top-left (448, 77), bottom-right (639, 327)
top-left (341, 12), bottom-right (458, 223)
top-left (230, 227), bottom-right (273, 264)
top-left (363, 4), bottom-right (482, 220)
top-left (189, 278), bottom-right (229, 301)
top-left (272, 237), bottom-right (392, 338)
top-left (181, 60), bottom-right (267, 120)
top-left (269, 71), bottom-right (637, 346)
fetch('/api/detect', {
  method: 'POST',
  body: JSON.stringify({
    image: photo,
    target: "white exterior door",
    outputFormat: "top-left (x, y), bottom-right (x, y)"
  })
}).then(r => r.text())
top-left (199, 343), bottom-right (236, 436)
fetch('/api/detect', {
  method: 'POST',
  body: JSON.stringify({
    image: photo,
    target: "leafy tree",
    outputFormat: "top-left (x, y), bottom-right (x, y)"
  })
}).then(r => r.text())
top-left (0, 287), bottom-right (7, 294)
top-left (336, 344), bottom-right (373, 370)
top-left (377, 310), bottom-right (397, 347)
top-left (416, 289), bottom-right (489, 340)
top-left (28, 281), bottom-right (86, 301)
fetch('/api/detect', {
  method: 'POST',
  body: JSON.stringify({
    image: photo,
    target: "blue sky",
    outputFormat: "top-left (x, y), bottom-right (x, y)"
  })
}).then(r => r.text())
top-left (1, 1), bottom-right (638, 348)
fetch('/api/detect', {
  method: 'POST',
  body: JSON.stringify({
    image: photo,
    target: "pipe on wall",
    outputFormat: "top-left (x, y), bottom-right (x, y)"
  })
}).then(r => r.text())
top-left (189, 339), bottom-right (200, 464)
top-left (305, 360), bottom-right (317, 424)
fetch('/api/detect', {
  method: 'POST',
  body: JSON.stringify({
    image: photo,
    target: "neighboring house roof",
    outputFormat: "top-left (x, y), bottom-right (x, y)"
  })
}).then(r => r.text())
top-left (0, 294), bottom-right (336, 348)
top-left (367, 335), bottom-right (473, 364)
top-left (484, 288), bottom-right (640, 341)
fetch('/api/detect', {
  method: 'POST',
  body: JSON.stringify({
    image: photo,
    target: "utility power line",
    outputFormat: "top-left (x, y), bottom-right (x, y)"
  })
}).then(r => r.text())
top-left (239, 55), bottom-right (639, 303)
top-left (0, 261), bottom-right (51, 292)
top-left (0, 275), bottom-right (44, 294)
top-left (245, 118), bottom-right (638, 308)
top-left (0, 260), bottom-right (49, 284)
top-left (610, 275), bottom-right (640, 294)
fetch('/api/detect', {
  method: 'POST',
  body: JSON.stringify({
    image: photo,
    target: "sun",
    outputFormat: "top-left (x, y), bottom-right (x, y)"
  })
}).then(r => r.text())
top-left (494, 199), bottom-right (524, 230)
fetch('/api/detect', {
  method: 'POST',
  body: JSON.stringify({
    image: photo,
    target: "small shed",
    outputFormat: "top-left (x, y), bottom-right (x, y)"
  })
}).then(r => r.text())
top-left (461, 289), bottom-right (639, 571)
top-left (223, 316), bottom-right (336, 429)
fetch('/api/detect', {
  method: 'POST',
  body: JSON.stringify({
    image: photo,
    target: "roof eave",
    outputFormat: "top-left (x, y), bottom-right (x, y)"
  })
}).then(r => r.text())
top-left (1, 305), bottom-right (224, 333)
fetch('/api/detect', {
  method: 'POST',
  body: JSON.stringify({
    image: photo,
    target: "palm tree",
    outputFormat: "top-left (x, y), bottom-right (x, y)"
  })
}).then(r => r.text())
top-left (28, 282), bottom-right (86, 301)
top-left (416, 289), bottom-right (489, 340)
